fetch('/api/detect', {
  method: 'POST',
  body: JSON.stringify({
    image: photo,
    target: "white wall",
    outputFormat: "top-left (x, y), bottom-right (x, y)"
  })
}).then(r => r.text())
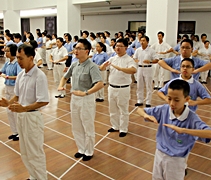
top-left (30, 17), bottom-right (45, 38)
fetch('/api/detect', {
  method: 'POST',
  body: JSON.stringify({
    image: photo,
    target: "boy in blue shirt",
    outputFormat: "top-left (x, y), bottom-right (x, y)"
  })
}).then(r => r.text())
top-left (158, 58), bottom-right (211, 112)
top-left (137, 79), bottom-right (211, 180)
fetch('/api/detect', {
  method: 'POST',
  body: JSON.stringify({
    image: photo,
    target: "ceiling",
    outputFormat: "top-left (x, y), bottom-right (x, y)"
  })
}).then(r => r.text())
top-left (80, 0), bottom-right (211, 15)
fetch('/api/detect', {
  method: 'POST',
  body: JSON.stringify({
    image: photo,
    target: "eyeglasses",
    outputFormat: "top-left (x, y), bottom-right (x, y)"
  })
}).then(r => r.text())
top-left (115, 45), bottom-right (125, 48)
top-left (180, 46), bottom-right (191, 50)
top-left (74, 47), bottom-right (86, 51)
top-left (181, 65), bottom-right (193, 69)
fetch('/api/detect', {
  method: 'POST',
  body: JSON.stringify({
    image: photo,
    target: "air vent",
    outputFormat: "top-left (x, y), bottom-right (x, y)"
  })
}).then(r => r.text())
top-left (109, 7), bottom-right (122, 10)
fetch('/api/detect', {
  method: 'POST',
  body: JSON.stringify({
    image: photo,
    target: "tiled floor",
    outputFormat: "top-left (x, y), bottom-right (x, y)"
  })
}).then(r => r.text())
top-left (0, 57), bottom-right (211, 180)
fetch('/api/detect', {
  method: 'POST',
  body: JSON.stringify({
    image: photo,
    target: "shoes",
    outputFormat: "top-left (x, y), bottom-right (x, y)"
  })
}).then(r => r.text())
top-left (74, 152), bottom-right (84, 158)
top-left (202, 81), bottom-right (207, 84)
top-left (55, 94), bottom-right (65, 98)
top-left (47, 68), bottom-right (53, 70)
top-left (135, 103), bottom-right (143, 106)
top-left (96, 98), bottom-right (104, 102)
top-left (108, 128), bottom-right (119, 132)
top-left (153, 86), bottom-right (158, 90)
top-left (119, 132), bottom-right (127, 137)
top-left (185, 169), bottom-right (188, 176)
top-left (134, 81), bottom-right (137, 83)
top-left (8, 134), bottom-right (19, 141)
top-left (43, 64), bottom-right (47, 66)
top-left (82, 155), bottom-right (93, 161)
top-left (145, 104), bottom-right (151, 107)
top-left (158, 87), bottom-right (162, 90)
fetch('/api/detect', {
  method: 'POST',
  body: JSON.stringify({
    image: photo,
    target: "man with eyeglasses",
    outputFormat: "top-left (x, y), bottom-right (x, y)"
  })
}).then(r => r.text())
top-left (134, 36), bottom-right (159, 107)
top-left (57, 39), bottom-right (104, 161)
top-left (158, 39), bottom-right (211, 80)
top-left (100, 38), bottom-right (137, 137)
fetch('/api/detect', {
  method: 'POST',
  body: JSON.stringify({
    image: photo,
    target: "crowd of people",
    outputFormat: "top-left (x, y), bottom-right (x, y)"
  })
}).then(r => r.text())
top-left (0, 28), bottom-right (211, 180)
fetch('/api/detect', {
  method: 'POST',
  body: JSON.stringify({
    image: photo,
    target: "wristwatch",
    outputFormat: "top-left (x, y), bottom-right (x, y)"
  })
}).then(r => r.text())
top-left (85, 90), bottom-right (89, 95)
top-left (6, 75), bottom-right (9, 79)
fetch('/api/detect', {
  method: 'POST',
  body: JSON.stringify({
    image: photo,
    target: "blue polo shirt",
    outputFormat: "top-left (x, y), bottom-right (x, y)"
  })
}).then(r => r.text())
top-left (126, 47), bottom-right (135, 56)
top-left (92, 51), bottom-right (109, 65)
top-left (159, 76), bottom-right (211, 112)
top-left (64, 42), bottom-right (73, 57)
top-left (131, 40), bottom-right (141, 49)
top-left (164, 56), bottom-right (208, 80)
top-left (0, 58), bottom-right (22, 86)
top-left (37, 37), bottom-right (43, 48)
top-left (144, 104), bottom-right (211, 157)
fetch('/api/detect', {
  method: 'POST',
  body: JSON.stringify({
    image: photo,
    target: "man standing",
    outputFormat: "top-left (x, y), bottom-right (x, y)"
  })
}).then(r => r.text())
top-left (100, 38), bottom-right (137, 137)
top-left (158, 39), bottom-right (211, 80)
top-left (58, 39), bottom-right (104, 161)
top-left (151, 31), bottom-right (173, 89)
top-left (0, 44), bottom-right (49, 180)
top-left (134, 36), bottom-right (159, 107)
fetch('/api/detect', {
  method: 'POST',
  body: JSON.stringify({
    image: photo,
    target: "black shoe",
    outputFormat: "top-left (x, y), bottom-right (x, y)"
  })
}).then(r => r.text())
top-left (98, 99), bottom-right (104, 102)
top-left (185, 169), bottom-right (188, 176)
top-left (8, 134), bottom-right (18, 140)
top-left (108, 128), bottom-right (118, 132)
top-left (119, 132), bottom-right (127, 137)
top-left (134, 81), bottom-right (137, 83)
top-left (96, 98), bottom-right (101, 102)
top-left (82, 155), bottom-right (93, 161)
top-left (60, 94), bottom-right (65, 98)
top-left (13, 136), bottom-right (19, 141)
top-left (55, 95), bottom-right (61, 98)
top-left (203, 81), bottom-right (207, 84)
top-left (135, 103), bottom-right (143, 106)
top-left (153, 87), bottom-right (158, 90)
top-left (145, 104), bottom-right (151, 107)
top-left (74, 152), bottom-right (84, 158)
top-left (43, 64), bottom-right (47, 66)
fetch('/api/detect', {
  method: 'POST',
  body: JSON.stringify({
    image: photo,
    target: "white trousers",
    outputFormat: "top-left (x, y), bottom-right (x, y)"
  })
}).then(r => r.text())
top-left (71, 94), bottom-right (96, 156)
top-left (17, 111), bottom-right (47, 180)
top-left (53, 63), bottom-right (66, 95)
top-left (152, 149), bottom-right (186, 180)
top-left (95, 71), bottom-right (106, 99)
top-left (46, 49), bottom-right (53, 69)
top-left (38, 48), bottom-right (46, 64)
top-left (5, 85), bottom-right (18, 134)
top-left (200, 70), bottom-right (209, 82)
top-left (137, 67), bottom-right (153, 104)
top-left (108, 85), bottom-right (130, 132)
top-left (153, 64), bottom-right (164, 87)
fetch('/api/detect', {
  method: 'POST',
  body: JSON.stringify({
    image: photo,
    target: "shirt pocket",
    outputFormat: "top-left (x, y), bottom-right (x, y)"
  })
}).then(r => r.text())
top-left (80, 73), bottom-right (90, 82)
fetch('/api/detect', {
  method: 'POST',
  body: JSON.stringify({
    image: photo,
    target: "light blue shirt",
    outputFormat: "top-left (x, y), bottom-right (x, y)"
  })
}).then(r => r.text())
top-left (37, 37), bottom-right (43, 48)
top-left (159, 77), bottom-right (211, 111)
top-left (164, 56), bottom-right (208, 80)
top-left (126, 47), bottom-right (135, 56)
top-left (64, 42), bottom-right (73, 57)
top-left (6, 40), bottom-right (15, 46)
top-left (92, 51), bottom-right (109, 65)
top-left (0, 58), bottom-right (22, 86)
top-left (16, 41), bottom-right (23, 47)
top-left (144, 104), bottom-right (211, 157)
top-left (131, 40), bottom-right (141, 49)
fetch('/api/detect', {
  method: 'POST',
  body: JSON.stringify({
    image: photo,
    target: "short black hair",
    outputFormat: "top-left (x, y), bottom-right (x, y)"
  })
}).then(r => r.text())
top-left (6, 44), bottom-right (17, 56)
top-left (36, 29), bottom-right (41, 33)
top-left (74, 35), bottom-right (79, 41)
top-left (194, 35), bottom-right (199, 41)
top-left (82, 30), bottom-right (89, 37)
top-left (14, 33), bottom-right (22, 40)
top-left (65, 33), bottom-right (72, 41)
top-left (57, 37), bottom-right (64, 44)
top-left (204, 40), bottom-right (210, 44)
top-left (37, 32), bottom-right (42, 37)
top-left (141, 35), bottom-right (149, 42)
top-left (181, 58), bottom-right (194, 67)
top-left (90, 33), bottom-right (96, 39)
top-left (180, 39), bottom-right (193, 48)
top-left (201, 33), bottom-right (207, 38)
top-left (42, 32), bottom-right (46, 36)
top-left (97, 42), bottom-right (106, 52)
top-left (52, 34), bottom-right (57, 38)
top-left (46, 34), bottom-right (52, 40)
top-left (18, 44), bottom-right (35, 58)
top-left (157, 31), bottom-right (164, 37)
top-left (116, 38), bottom-right (128, 47)
top-left (29, 40), bottom-right (38, 50)
top-left (6, 33), bottom-right (13, 40)
top-left (111, 38), bottom-right (116, 42)
top-left (78, 38), bottom-right (91, 53)
top-left (105, 31), bottom-right (110, 36)
top-left (182, 34), bottom-right (189, 39)
top-left (168, 79), bottom-right (190, 97)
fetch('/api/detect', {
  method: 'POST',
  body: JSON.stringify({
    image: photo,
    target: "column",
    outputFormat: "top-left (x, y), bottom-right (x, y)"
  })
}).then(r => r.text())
top-left (3, 10), bottom-right (21, 33)
top-left (57, 0), bottom-right (81, 37)
top-left (146, 0), bottom-right (179, 46)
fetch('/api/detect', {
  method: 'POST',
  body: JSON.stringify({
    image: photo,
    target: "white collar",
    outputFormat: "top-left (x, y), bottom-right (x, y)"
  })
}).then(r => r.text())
top-left (7, 58), bottom-right (17, 64)
top-left (169, 105), bottom-right (190, 121)
top-left (180, 55), bottom-right (192, 60)
top-left (179, 74), bottom-right (194, 84)
top-left (96, 51), bottom-right (104, 55)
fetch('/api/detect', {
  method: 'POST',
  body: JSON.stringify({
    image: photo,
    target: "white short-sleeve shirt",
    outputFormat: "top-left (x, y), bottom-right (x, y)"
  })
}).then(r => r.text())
top-left (51, 46), bottom-right (68, 64)
top-left (33, 51), bottom-right (42, 64)
top-left (151, 42), bottom-right (172, 59)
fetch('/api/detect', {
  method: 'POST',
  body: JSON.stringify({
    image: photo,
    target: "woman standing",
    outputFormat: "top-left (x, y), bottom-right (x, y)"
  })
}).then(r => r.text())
top-left (50, 37), bottom-right (68, 98)
top-left (92, 42), bottom-right (109, 102)
top-left (0, 44), bottom-right (22, 141)
top-left (45, 34), bottom-right (53, 70)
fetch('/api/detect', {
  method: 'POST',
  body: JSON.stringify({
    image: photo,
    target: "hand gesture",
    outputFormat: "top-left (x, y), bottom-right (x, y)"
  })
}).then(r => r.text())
top-left (143, 60), bottom-right (151, 64)
top-left (163, 124), bottom-right (184, 134)
top-left (111, 64), bottom-right (122, 71)
top-left (8, 101), bottom-right (26, 112)
top-left (72, 90), bottom-right (86, 97)
top-left (144, 114), bottom-right (158, 124)
top-left (58, 86), bottom-right (66, 91)
top-left (0, 98), bottom-right (9, 107)
top-left (171, 69), bottom-right (181, 74)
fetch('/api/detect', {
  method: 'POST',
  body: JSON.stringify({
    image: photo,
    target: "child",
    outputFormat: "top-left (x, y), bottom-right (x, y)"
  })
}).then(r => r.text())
top-left (137, 79), bottom-right (211, 180)
top-left (158, 58), bottom-right (211, 112)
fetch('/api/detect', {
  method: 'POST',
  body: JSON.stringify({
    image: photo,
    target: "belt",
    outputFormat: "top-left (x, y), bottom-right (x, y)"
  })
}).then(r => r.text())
top-left (46, 48), bottom-right (51, 50)
top-left (138, 65), bottom-right (152, 67)
top-left (159, 58), bottom-right (164, 60)
top-left (27, 110), bottom-right (38, 112)
top-left (110, 84), bottom-right (129, 88)
top-left (55, 63), bottom-right (62, 65)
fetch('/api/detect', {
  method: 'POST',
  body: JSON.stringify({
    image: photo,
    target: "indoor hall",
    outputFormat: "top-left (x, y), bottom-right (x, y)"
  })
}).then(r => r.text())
top-left (0, 57), bottom-right (211, 179)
